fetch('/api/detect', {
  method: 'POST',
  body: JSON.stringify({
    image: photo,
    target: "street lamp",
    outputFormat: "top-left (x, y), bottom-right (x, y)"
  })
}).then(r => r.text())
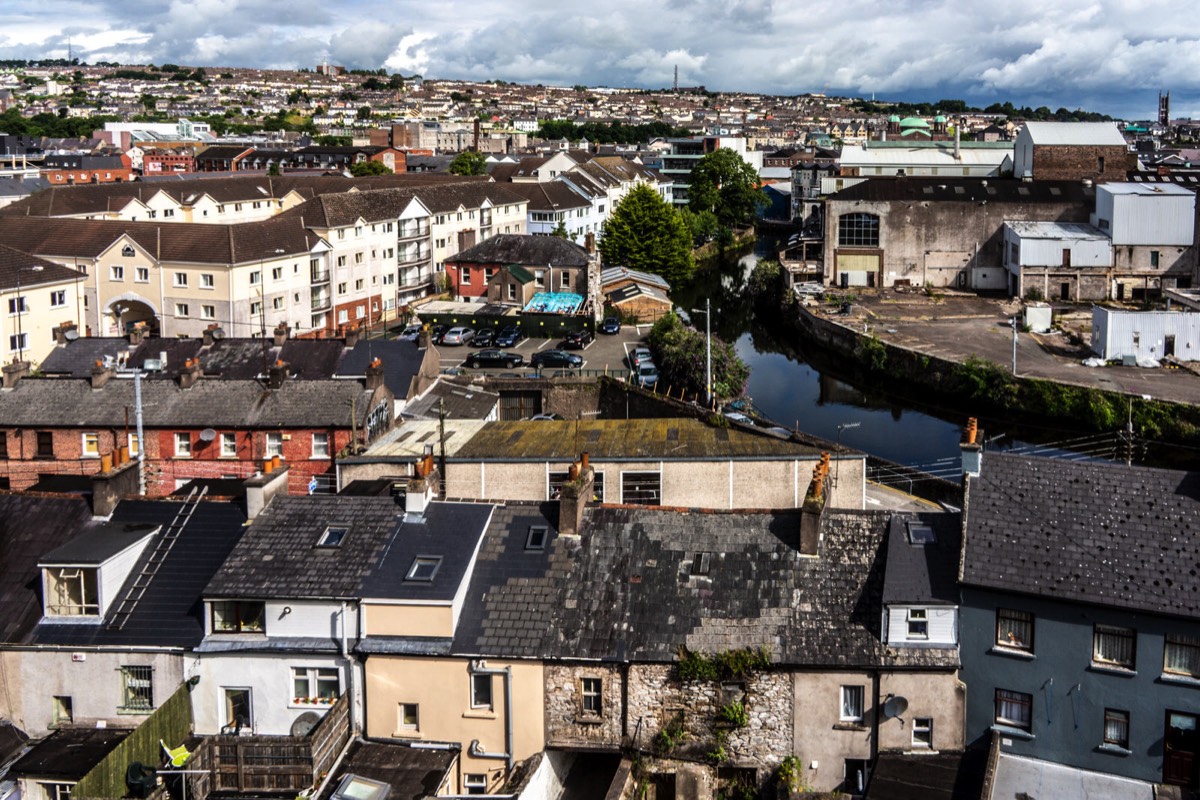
top-left (12, 265), bottom-right (43, 361)
top-left (834, 421), bottom-right (861, 494)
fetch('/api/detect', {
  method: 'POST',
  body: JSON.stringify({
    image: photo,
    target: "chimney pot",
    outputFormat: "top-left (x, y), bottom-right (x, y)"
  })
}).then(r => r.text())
top-left (100, 453), bottom-right (113, 472)
top-left (2, 361), bottom-right (30, 390)
top-left (118, 445), bottom-right (130, 464)
top-left (263, 458), bottom-right (273, 474)
top-left (345, 325), bottom-right (361, 348)
top-left (273, 324), bottom-right (290, 347)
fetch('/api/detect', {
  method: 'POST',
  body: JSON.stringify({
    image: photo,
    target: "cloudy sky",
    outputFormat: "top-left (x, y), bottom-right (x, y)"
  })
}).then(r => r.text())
top-left (6, 0), bottom-right (1199, 119)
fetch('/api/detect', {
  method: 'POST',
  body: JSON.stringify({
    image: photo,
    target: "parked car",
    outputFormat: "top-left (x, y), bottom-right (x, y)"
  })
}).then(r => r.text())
top-left (441, 326), bottom-right (475, 346)
top-left (600, 317), bottom-right (621, 335)
top-left (397, 323), bottom-right (422, 340)
top-left (430, 323), bottom-right (449, 343)
top-left (529, 413), bottom-right (563, 421)
top-left (629, 346), bottom-right (654, 368)
top-left (531, 349), bottom-right (583, 369)
top-left (471, 327), bottom-right (496, 347)
top-left (466, 349), bottom-right (524, 369)
top-left (561, 329), bottom-right (594, 350)
top-left (495, 326), bottom-right (524, 347)
top-left (634, 362), bottom-right (659, 388)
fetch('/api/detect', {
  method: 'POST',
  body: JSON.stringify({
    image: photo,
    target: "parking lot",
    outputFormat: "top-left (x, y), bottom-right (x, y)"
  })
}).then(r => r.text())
top-left (430, 324), bottom-right (653, 377)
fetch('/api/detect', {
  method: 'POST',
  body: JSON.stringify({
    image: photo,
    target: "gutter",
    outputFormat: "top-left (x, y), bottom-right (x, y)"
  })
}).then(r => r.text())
top-left (467, 660), bottom-right (513, 771)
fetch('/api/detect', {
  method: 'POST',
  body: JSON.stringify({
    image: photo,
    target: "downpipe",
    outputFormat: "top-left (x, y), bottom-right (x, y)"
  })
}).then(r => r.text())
top-left (467, 660), bottom-right (513, 771)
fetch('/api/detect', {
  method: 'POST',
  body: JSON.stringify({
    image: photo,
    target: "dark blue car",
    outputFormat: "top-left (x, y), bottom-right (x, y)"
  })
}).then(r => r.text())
top-left (495, 326), bottom-right (524, 347)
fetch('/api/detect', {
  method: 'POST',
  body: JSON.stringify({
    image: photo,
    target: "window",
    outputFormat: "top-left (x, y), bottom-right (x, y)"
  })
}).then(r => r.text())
top-left (535, 269), bottom-right (545, 287)
top-left (354, 253), bottom-right (363, 265)
top-left (355, 278), bottom-right (364, 291)
top-left (250, 270), bottom-right (261, 285)
top-left (1164, 634), bottom-right (1200, 678)
top-left (994, 688), bottom-right (1032, 731)
top-left (135, 267), bottom-right (150, 282)
top-left (837, 212), bottom-right (880, 247)
top-left (621, 472), bottom-right (660, 505)
top-left (128, 433), bottom-right (139, 456)
top-left (1093, 625), bottom-right (1136, 670)
top-left (996, 608), bottom-right (1033, 652)
top-left (581, 677), bottom-right (603, 717)
top-left (906, 608), bottom-right (928, 639)
top-left (174, 432), bottom-right (191, 457)
top-left (110, 265), bottom-right (124, 280)
top-left (1151, 250), bottom-right (1161, 268)
top-left (250, 301), bottom-right (262, 316)
top-left (318, 526), bottom-right (347, 547)
top-left (461, 268), bottom-right (471, 285)
top-left (507, 283), bottom-right (515, 300)
top-left (212, 600), bottom-right (265, 633)
top-left (336, 255), bottom-right (347, 267)
top-left (1104, 709), bottom-right (1130, 749)
top-left (173, 272), bottom-right (188, 287)
top-left (356, 305), bottom-right (365, 319)
top-left (463, 775), bottom-right (487, 795)
top-left (36, 431), bottom-right (53, 457)
top-left (121, 244), bottom-right (135, 257)
top-left (120, 665), bottom-right (154, 711)
top-left (9, 333), bottom-right (27, 353)
top-left (840, 685), bottom-right (864, 722)
top-left (265, 433), bottom-right (283, 458)
top-left (273, 297), bottom-right (284, 310)
top-left (398, 702), bottom-right (419, 730)
top-left (471, 674), bottom-right (493, 709)
top-left (40, 783), bottom-right (72, 800)
top-left (0, 430), bottom-right (6, 459)
top-left (292, 667), bottom-right (339, 703)
top-left (225, 688), bottom-right (252, 730)
top-left (272, 267), bottom-right (283, 281)
top-left (175, 303), bottom-right (189, 318)
top-left (338, 282), bottom-right (348, 295)
top-left (220, 433), bottom-right (237, 458)
top-left (526, 526), bottom-right (548, 550)
top-left (52, 696), bottom-right (73, 725)
top-left (202, 305), bottom-right (216, 320)
top-left (406, 556), bottom-right (442, 581)
top-left (911, 717), bottom-right (932, 748)
top-left (81, 432), bottom-right (100, 458)
top-left (45, 567), bottom-right (98, 616)
top-left (548, 470), bottom-right (605, 501)
top-left (201, 273), bottom-right (215, 288)
top-left (691, 552), bottom-right (711, 576)
top-left (50, 290), bottom-right (66, 308)
top-left (312, 433), bottom-right (330, 458)
top-left (7, 296), bottom-right (26, 315)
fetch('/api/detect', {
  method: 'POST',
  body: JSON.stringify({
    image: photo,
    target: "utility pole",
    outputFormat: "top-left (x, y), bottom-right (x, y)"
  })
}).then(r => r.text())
top-left (1011, 315), bottom-right (1018, 377)
top-left (705, 297), bottom-right (713, 408)
top-left (134, 370), bottom-right (145, 495)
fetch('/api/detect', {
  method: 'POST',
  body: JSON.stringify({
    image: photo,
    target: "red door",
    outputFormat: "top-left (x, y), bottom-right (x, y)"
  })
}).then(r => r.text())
top-left (1165, 711), bottom-right (1199, 787)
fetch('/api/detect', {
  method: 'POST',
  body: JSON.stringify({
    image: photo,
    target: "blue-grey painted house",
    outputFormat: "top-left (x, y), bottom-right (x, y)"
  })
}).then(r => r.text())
top-left (960, 451), bottom-right (1200, 790)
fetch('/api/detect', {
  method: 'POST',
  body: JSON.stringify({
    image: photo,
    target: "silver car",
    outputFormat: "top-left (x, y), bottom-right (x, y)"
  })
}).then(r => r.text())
top-left (441, 326), bottom-right (475, 346)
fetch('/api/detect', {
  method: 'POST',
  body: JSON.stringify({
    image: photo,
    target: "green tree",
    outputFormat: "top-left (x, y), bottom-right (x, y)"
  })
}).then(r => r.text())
top-left (356, 105), bottom-right (372, 119)
top-left (599, 184), bottom-right (694, 285)
top-left (679, 207), bottom-right (719, 244)
top-left (388, 73), bottom-right (405, 90)
top-left (550, 221), bottom-right (570, 239)
top-left (647, 311), bottom-right (749, 399)
top-left (448, 150), bottom-right (488, 176)
top-left (267, 162), bottom-right (282, 176)
top-left (350, 160), bottom-right (392, 176)
top-left (687, 148), bottom-right (764, 228)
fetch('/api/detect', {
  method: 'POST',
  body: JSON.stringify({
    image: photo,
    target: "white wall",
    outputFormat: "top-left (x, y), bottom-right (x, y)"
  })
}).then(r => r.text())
top-left (97, 534), bottom-right (156, 616)
top-left (1106, 187), bottom-right (1195, 246)
top-left (1092, 307), bottom-right (1200, 360)
top-left (884, 605), bottom-right (958, 646)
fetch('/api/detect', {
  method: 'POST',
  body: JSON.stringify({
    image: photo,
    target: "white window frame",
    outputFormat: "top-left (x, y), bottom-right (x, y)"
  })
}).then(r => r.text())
top-left (127, 433), bottom-right (139, 456)
top-left (840, 685), bottom-right (864, 723)
top-left (312, 433), bottom-right (330, 459)
top-left (135, 267), bottom-right (150, 283)
top-left (110, 265), bottom-right (124, 281)
top-left (291, 666), bottom-right (340, 705)
top-left (174, 432), bottom-right (191, 458)
top-left (911, 716), bottom-right (932, 748)
top-left (463, 774), bottom-right (487, 795)
top-left (120, 665), bottom-right (155, 712)
top-left (397, 702), bottom-right (419, 731)
top-left (81, 432), bottom-right (100, 458)
top-left (50, 290), bottom-right (67, 308)
top-left (173, 272), bottom-right (188, 288)
top-left (265, 433), bottom-right (283, 458)
top-left (220, 433), bottom-right (237, 458)
top-left (202, 305), bottom-right (216, 320)
top-left (470, 673), bottom-right (493, 710)
top-left (581, 676), bottom-right (603, 717)
top-left (906, 608), bottom-right (929, 640)
top-left (175, 303), bottom-right (189, 318)
top-left (201, 273), bottom-right (215, 289)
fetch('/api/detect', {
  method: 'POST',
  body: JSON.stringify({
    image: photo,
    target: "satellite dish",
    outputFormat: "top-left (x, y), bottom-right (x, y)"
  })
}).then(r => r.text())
top-left (290, 711), bottom-right (321, 737)
top-left (882, 696), bottom-right (909, 720)
top-left (211, 327), bottom-right (226, 340)
top-left (199, 428), bottom-right (217, 442)
top-left (64, 329), bottom-right (80, 341)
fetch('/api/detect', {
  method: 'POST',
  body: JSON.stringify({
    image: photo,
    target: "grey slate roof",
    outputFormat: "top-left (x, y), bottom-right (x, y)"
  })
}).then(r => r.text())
top-left (317, 741), bottom-right (458, 800)
top-left (881, 513), bottom-right (962, 605)
top-left (403, 380), bottom-right (499, 421)
top-left (447, 234), bottom-right (589, 267)
top-left (0, 377), bottom-right (379, 428)
top-left (453, 504), bottom-right (958, 669)
top-left (8, 728), bottom-right (130, 780)
top-left (28, 499), bottom-right (249, 648)
top-left (831, 178), bottom-right (1094, 205)
top-left (962, 453), bottom-right (1200, 618)
top-left (38, 523), bottom-right (156, 566)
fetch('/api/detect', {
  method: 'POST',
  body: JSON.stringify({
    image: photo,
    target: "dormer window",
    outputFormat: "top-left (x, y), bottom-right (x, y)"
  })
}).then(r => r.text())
top-left (317, 526), bottom-right (348, 548)
top-left (691, 552), bottom-right (711, 576)
top-left (525, 526), bottom-right (547, 551)
top-left (212, 600), bottom-right (265, 633)
top-left (45, 567), bottom-right (99, 616)
top-left (405, 556), bottom-right (442, 582)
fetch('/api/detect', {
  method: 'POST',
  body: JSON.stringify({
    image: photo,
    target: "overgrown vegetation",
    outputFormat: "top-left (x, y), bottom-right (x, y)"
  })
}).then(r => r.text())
top-left (647, 312), bottom-right (749, 401)
top-left (776, 755), bottom-right (804, 794)
top-left (653, 711), bottom-right (687, 754)
top-left (717, 701), bottom-right (749, 728)
top-left (846, 97), bottom-right (1112, 122)
top-left (676, 646), bottom-right (770, 682)
top-left (537, 119), bottom-right (693, 144)
top-left (600, 185), bottom-right (695, 286)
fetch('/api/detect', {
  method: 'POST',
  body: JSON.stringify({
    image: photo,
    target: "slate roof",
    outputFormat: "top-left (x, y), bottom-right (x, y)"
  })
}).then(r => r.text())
top-left (451, 418), bottom-right (824, 462)
top-left (0, 494), bottom-right (95, 643)
top-left (504, 181), bottom-right (591, 212)
top-left (453, 504), bottom-right (958, 669)
top-left (8, 728), bottom-right (130, 780)
top-left (0, 244), bottom-right (83, 291)
top-left (0, 377), bottom-right (380, 428)
top-left (962, 453), bottom-right (1200, 618)
top-left (335, 338), bottom-right (427, 400)
top-left (403, 380), bottom-right (499, 421)
top-left (38, 523), bottom-right (156, 566)
top-left (317, 740), bottom-right (457, 800)
top-left (28, 499), bottom-right (249, 648)
top-left (447, 234), bottom-right (589, 267)
top-left (599, 266), bottom-right (671, 291)
top-left (881, 513), bottom-right (962, 605)
top-left (830, 178), bottom-right (1094, 205)
top-left (864, 750), bottom-right (987, 800)
top-left (204, 496), bottom-right (402, 600)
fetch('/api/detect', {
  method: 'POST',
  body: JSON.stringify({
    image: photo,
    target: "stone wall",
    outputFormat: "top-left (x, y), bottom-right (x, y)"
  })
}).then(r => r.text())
top-left (1031, 145), bottom-right (1136, 183)
top-left (628, 664), bottom-right (793, 775)
top-left (544, 663), bottom-right (623, 749)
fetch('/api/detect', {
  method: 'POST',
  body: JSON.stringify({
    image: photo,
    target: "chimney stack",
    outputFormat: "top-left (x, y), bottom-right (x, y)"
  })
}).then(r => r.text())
top-left (129, 324), bottom-right (146, 346)
top-left (405, 453), bottom-right (439, 516)
top-left (90, 359), bottom-right (113, 390)
top-left (178, 357), bottom-right (203, 389)
top-left (52, 320), bottom-right (77, 345)
top-left (345, 324), bottom-right (361, 349)
top-left (2, 360), bottom-right (30, 390)
top-left (365, 357), bottom-right (385, 391)
top-left (585, 231), bottom-right (596, 254)
top-left (267, 359), bottom-right (289, 389)
top-left (273, 323), bottom-right (290, 347)
top-left (558, 455), bottom-right (595, 537)
top-left (961, 417), bottom-right (983, 478)
top-left (202, 323), bottom-right (223, 346)
top-left (799, 453), bottom-right (831, 556)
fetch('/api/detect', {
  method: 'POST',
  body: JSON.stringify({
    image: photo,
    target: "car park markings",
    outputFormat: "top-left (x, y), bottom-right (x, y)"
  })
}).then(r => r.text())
top-left (536, 340), bottom-right (551, 351)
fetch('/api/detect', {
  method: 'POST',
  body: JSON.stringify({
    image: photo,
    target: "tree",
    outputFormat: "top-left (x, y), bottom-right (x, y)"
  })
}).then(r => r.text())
top-left (448, 150), bottom-right (488, 176)
top-left (550, 221), bottom-right (570, 239)
top-left (267, 162), bottom-right (281, 176)
top-left (350, 160), bottom-right (392, 177)
top-left (688, 148), bottom-right (764, 228)
top-left (599, 184), bottom-right (694, 285)
top-left (356, 105), bottom-right (372, 120)
top-left (647, 311), bottom-right (749, 400)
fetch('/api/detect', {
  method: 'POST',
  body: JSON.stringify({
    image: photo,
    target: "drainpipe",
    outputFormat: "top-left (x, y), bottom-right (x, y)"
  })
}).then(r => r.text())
top-left (467, 660), bottom-right (513, 771)
top-left (340, 601), bottom-right (357, 733)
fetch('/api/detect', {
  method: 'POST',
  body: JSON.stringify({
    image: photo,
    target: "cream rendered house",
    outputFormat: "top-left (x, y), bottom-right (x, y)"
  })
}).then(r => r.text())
top-left (0, 245), bottom-right (86, 366)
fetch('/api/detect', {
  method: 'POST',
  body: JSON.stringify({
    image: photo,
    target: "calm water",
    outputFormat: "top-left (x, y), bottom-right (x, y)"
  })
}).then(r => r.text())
top-left (673, 236), bottom-right (1165, 476)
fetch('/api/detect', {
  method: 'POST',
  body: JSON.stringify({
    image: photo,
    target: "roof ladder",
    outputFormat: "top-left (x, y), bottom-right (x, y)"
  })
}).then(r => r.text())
top-left (107, 486), bottom-right (209, 630)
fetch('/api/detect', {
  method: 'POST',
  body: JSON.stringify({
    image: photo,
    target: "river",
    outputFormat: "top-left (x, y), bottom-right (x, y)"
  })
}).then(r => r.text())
top-left (672, 235), bottom-right (1170, 479)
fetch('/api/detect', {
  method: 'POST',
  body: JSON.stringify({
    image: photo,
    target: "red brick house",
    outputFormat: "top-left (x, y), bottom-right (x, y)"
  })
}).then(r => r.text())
top-left (142, 149), bottom-right (196, 175)
top-left (42, 153), bottom-right (134, 185)
top-left (446, 234), bottom-right (590, 302)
